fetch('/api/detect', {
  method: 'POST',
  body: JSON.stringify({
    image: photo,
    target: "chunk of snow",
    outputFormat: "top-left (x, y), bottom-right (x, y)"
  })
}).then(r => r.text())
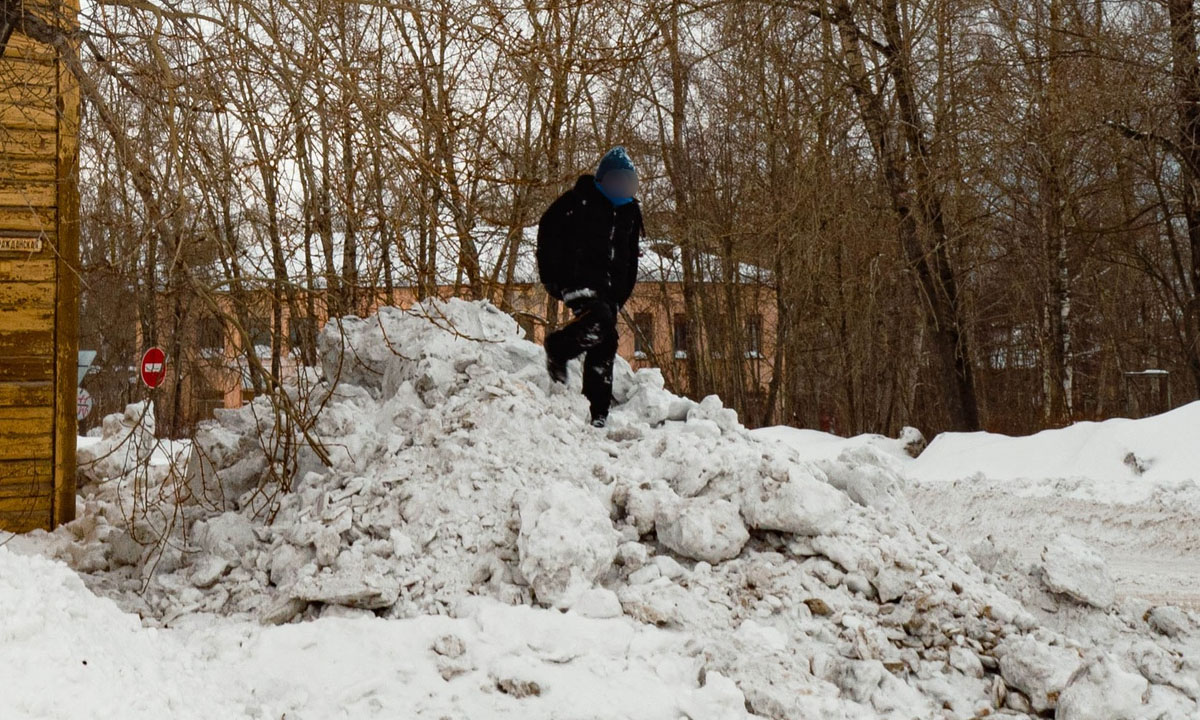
top-left (1040, 534), bottom-right (1116, 609)
top-left (655, 497), bottom-right (749, 563)
top-left (190, 555), bottom-right (230, 589)
top-left (1056, 653), bottom-right (1150, 720)
top-left (288, 566), bottom-right (401, 610)
top-left (518, 483), bottom-right (618, 609)
top-left (997, 635), bottom-right (1081, 713)
top-left (194, 512), bottom-right (257, 563)
top-left (1145, 605), bottom-right (1190, 637)
top-left (570, 587), bottom-right (623, 619)
top-left (739, 465), bottom-right (849, 536)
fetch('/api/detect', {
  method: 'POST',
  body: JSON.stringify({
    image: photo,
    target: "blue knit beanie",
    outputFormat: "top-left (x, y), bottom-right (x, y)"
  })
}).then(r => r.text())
top-left (596, 146), bottom-right (635, 181)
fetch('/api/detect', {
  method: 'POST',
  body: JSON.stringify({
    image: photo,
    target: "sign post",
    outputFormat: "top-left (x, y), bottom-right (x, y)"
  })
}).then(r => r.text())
top-left (140, 347), bottom-right (167, 389)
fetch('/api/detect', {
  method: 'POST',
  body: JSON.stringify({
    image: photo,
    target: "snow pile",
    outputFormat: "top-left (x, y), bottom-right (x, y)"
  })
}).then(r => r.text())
top-left (909, 402), bottom-right (1200, 498)
top-left (900, 401), bottom-right (1200, 631)
top-left (0, 547), bottom-right (236, 720)
top-left (753, 425), bottom-right (927, 464)
top-left (0, 547), bottom-right (747, 720)
top-left (15, 298), bottom-right (1200, 719)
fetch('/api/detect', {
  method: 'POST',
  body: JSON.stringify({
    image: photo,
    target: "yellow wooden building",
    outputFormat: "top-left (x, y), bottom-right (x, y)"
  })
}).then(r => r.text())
top-left (0, 0), bottom-right (80, 532)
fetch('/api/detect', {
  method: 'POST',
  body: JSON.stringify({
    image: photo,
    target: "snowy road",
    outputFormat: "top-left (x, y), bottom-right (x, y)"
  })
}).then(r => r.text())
top-left (906, 479), bottom-right (1200, 609)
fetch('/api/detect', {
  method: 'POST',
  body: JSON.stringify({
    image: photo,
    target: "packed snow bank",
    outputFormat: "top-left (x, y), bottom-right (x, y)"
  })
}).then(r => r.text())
top-left (751, 425), bottom-right (925, 464)
top-left (903, 402), bottom-right (1200, 614)
top-left (909, 402), bottom-right (1200, 499)
top-left (15, 298), bottom-right (1200, 720)
top-left (0, 548), bottom-right (745, 720)
top-left (0, 547), bottom-right (237, 720)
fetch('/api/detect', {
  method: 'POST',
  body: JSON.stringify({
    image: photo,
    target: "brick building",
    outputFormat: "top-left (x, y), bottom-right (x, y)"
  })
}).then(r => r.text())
top-left (137, 236), bottom-right (776, 431)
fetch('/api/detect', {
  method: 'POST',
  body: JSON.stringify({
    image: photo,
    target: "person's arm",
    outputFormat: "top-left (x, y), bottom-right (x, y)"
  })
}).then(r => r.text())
top-left (537, 193), bottom-right (574, 299)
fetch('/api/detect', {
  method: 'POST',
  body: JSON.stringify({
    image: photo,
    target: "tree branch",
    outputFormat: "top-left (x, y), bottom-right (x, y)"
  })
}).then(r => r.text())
top-left (1105, 118), bottom-right (1200, 179)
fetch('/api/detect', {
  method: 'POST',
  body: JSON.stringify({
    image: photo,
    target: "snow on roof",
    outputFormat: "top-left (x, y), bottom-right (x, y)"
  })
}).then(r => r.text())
top-left (637, 243), bottom-right (772, 285)
top-left (224, 223), bottom-right (770, 290)
top-left (227, 225), bottom-right (532, 290)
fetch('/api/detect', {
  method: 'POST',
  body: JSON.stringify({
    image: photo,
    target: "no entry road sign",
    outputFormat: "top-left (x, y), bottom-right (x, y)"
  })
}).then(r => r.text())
top-left (140, 347), bottom-right (167, 389)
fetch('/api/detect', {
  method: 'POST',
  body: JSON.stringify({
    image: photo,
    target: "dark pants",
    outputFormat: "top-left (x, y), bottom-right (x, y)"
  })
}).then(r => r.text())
top-left (545, 299), bottom-right (618, 421)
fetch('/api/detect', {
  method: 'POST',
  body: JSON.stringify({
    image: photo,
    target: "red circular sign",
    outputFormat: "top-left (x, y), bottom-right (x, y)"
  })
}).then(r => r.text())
top-left (140, 347), bottom-right (167, 389)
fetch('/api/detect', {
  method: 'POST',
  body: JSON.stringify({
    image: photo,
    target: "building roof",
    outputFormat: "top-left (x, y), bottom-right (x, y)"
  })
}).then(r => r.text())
top-left (225, 222), bottom-right (771, 291)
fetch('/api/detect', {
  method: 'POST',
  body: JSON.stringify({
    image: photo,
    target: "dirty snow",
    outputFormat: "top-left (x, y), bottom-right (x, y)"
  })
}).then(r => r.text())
top-left (4, 298), bottom-right (1198, 719)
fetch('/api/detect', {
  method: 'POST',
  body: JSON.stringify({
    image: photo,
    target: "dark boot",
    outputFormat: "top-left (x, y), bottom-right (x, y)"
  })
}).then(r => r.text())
top-left (546, 350), bottom-right (568, 384)
top-left (582, 313), bottom-right (618, 425)
top-left (544, 329), bottom-right (569, 384)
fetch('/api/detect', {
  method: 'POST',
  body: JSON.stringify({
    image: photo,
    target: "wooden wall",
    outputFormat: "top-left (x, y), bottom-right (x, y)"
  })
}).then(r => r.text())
top-left (0, 2), bottom-right (80, 532)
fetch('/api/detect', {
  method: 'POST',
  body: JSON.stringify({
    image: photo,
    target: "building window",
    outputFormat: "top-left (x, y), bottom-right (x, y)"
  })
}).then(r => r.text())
top-left (197, 314), bottom-right (226, 355)
top-left (633, 313), bottom-right (654, 359)
top-left (746, 314), bottom-right (763, 358)
top-left (673, 313), bottom-right (688, 359)
top-left (246, 318), bottom-right (272, 351)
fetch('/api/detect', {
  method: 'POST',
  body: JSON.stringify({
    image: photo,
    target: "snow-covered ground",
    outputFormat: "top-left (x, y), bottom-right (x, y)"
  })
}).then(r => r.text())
top-left (756, 409), bottom-right (1200, 609)
top-left (898, 406), bottom-right (1200, 612)
top-left (3, 299), bottom-right (1198, 719)
top-left (0, 547), bottom-right (741, 719)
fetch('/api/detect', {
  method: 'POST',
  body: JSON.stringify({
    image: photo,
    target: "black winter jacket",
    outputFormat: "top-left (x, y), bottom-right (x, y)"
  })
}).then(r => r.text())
top-left (536, 174), bottom-right (643, 307)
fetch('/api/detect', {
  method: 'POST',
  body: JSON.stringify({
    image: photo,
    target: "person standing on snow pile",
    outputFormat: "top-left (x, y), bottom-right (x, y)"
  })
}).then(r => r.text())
top-left (537, 146), bottom-right (644, 429)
